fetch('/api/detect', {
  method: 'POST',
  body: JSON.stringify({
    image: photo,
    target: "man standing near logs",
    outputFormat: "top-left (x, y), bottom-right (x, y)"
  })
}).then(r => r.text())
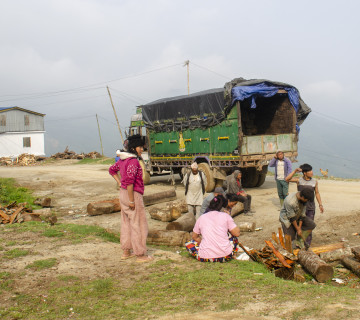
top-left (285, 163), bottom-right (324, 246)
top-left (268, 150), bottom-right (292, 207)
top-left (184, 162), bottom-right (207, 220)
top-left (279, 189), bottom-right (316, 249)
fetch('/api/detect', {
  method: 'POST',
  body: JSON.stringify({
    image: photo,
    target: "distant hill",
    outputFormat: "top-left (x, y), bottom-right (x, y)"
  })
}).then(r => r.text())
top-left (295, 113), bottom-right (359, 179)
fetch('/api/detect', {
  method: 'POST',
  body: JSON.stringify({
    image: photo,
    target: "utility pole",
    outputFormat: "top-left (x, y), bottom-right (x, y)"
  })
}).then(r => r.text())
top-left (107, 86), bottom-right (124, 144)
top-left (184, 60), bottom-right (190, 95)
top-left (96, 114), bottom-right (104, 156)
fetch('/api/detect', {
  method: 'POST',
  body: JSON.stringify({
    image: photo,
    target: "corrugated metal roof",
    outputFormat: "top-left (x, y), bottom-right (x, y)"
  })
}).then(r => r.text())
top-left (0, 106), bottom-right (45, 116)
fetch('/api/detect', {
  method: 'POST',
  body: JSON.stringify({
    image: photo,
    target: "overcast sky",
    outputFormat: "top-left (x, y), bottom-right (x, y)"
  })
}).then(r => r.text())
top-left (1, 0), bottom-right (359, 161)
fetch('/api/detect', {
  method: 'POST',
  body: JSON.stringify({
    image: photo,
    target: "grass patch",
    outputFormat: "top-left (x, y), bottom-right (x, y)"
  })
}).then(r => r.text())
top-left (4, 221), bottom-right (119, 243)
top-left (1, 260), bottom-right (358, 320)
top-left (0, 272), bottom-right (14, 292)
top-left (26, 258), bottom-right (57, 271)
top-left (76, 157), bottom-right (114, 165)
top-left (0, 177), bottom-right (40, 208)
top-left (4, 248), bottom-right (30, 259)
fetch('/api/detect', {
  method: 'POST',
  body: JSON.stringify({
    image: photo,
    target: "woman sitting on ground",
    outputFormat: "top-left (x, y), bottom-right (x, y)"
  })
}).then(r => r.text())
top-left (185, 195), bottom-right (241, 262)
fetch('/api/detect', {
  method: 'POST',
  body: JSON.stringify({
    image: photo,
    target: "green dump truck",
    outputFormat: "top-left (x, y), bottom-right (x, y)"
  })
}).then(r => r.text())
top-left (127, 78), bottom-right (311, 190)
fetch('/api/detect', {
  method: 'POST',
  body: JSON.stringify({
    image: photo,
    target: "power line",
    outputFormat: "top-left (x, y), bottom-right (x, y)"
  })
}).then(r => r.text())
top-left (312, 110), bottom-right (360, 129)
top-left (191, 61), bottom-right (231, 80)
top-left (0, 62), bottom-right (183, 102)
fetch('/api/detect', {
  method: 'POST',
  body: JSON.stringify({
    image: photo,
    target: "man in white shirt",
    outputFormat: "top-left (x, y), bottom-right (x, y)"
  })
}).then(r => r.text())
top-left (184, 162), bottom-right (207, 220)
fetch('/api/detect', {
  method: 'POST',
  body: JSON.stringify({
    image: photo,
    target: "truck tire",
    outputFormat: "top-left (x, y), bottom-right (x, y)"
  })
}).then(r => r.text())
top-left (198, 163), bottom-right (215, 192)
top-left (242, 167), bottom-right (259, 188)
top-left (256, 165), bottom-right (268, 187)
top-left (139, 160), bottom-right (151, 185)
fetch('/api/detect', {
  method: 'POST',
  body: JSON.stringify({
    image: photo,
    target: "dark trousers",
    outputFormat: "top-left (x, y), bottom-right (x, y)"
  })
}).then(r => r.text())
top-left (237, 194), bottom-right (251, 212)
top-left (281, 216), bottom-right (316, 241)
top-left (305, 209), bottom-right (315, 245)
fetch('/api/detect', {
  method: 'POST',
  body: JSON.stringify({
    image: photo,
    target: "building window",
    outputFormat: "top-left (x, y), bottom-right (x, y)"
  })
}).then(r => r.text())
top-left (0, 115), bottom-right (6, 126)
top-left (23, 137), bottom-right (31, 148)
top-left (24, 115), bottom-right (30, 126)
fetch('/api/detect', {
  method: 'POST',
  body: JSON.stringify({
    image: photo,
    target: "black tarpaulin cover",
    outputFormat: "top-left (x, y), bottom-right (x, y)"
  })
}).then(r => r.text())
top-left (140, 78), bottom-right (311, 132)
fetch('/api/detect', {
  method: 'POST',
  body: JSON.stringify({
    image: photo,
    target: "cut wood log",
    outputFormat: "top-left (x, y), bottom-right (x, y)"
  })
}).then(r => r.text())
top-left (351, 246), bottom-right (360, 262)
top-left (87, 202), bottom-right (115, 216)
top-left (298, 249), bottom-right (334, 283)
top-left (32, 208), bottom-right (52, 218)
top-left (143, 189), bottom-right (177, 206)
top-left (166, 200), bottom-right (188, 213)
top-left (166, 212), bottom-right (196, 232)
top-left (319, 247), bottom-right (352, 262)
top-left (229, 202), bottom-right (244, 217)
top-left (148, 207), bottom-right (181, 222)
top-left (341, 256), bottom-right (360, 277)
top-left (22, 214), bottom-right (42, 222)
top-left (87, 199), bottom-right (121, 214)
top-left (238, 222), bottom-right (256, 232)
top-left (293, 242), bottom-right (344, 256)
top-left (147, 230), bottom-right (191, 246)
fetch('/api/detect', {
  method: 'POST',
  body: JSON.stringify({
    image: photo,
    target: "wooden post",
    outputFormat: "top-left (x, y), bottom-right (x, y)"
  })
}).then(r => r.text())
top-left (278, 227), bottom-right (286, 249)
top-left (96, 114), bottom-right (104, 156)
top-left (285, 234), bottom-right (293, 254)
top-left (184, 60), bottom-right (190, 95)
top-left (107, 86), bottom-right (124, 144)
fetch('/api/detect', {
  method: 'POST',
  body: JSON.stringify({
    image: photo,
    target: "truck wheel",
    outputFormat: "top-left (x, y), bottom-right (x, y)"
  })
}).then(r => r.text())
top-left (198, 163), bottom-right (215, 192)
top-left (256, 165), bottom-right (268, 187)
top-left (139, 160), bottom-right (151, 185)
top-left (242, 167), bottom-right (259, 188)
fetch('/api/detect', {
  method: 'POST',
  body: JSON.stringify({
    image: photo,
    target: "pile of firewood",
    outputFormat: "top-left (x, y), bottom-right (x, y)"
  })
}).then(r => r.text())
top-left (247, 228), bottom-right (360, 283)
top-left (0, 202), bottom-right (37, 224)
top-left (0, 154), bottom-right (46, 166)
top-left (51, 147), bottom-right (101, 160)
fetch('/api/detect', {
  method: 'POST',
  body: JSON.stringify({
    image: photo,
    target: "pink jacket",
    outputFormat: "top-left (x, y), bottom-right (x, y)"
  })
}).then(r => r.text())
top-left (109, 152), bottom-right (144, 195)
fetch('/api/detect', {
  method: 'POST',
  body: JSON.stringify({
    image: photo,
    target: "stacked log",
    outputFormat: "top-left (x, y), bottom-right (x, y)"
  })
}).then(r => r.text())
top-left (143, 189), bottom-right (177, 206)
top-left (166, 212), bottom-right (196, 232)
top-left (298, 250), bottom-right (334, 283)
top-left (147, 230), bottom-right (191, 246)
top-left (149, 207), bottom-right (181, 222)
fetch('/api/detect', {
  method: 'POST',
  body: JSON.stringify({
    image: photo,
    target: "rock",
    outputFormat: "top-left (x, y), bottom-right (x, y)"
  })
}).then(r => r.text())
top-left (87, 202), bottom-right (115, 216)
top-left (32, 208), bottom-right (52, 218)
top-left (22, 214), bottom-right (42, 222)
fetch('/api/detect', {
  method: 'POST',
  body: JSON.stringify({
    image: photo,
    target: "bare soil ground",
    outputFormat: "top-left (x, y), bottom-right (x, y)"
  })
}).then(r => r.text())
top-left (1, 161), bottom-right (360, 319)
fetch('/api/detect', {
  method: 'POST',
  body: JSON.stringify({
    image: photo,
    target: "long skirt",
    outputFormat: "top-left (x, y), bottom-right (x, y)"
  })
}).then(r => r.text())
top-left (119, 188), bottom-right (148, 256)
top-left (185, 236), bottom-right (239, 262)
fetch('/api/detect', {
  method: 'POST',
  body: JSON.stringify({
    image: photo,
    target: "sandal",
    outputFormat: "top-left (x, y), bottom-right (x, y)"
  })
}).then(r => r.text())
top-left (136, 255), bottom-right (153, 263)
top-left (121, 250), bottom-right (135, 260)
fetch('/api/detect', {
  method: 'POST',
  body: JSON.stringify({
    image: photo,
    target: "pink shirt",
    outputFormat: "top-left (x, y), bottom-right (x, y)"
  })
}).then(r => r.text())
top-left (109, 157), bottom-right (144, 195)
top-left (193, 211), bottom-right (237, 259)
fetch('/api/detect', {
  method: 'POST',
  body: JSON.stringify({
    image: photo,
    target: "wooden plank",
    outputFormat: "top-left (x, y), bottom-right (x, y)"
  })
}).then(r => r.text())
top-left (285, 234), bottom-right (293, 254)
top-left (293, 242), bottom-right (345, 256)
top-left (9, 206), bottom-right (24, 224)
top-left (272, 232), bottom-right (279, 245)
top-left (278, 227), bottom-right (286, 249)
top-left (265, 240), bottom-right (292, 268)
top-left (0, 210), bottom-right (10, 221)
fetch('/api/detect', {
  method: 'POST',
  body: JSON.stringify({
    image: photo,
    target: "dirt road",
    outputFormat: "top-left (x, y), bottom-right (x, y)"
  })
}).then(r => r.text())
top-left (1, 161), bottom-right (360, 249)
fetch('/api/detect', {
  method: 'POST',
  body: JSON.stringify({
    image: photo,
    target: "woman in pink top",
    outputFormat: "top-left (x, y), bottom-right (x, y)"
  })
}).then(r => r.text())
top-left (185, 195), bottom-right (241, 262)
top-left (109, 134), bottom-right (152, 263)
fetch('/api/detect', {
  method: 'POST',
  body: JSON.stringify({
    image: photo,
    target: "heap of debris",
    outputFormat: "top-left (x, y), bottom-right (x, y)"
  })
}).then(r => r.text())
top-left (0, 202), bottom-right (36, 224)
top-left (50, 147), bottom-right (101, 160)
top-left (0, 154), bottom-right (46, 166)
top-left (246, 228), bottom-right (360, 283)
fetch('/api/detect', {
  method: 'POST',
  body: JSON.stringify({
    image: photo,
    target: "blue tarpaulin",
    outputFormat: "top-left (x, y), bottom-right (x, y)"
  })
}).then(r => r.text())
top-left (231, 82), bottom-right (300, 113)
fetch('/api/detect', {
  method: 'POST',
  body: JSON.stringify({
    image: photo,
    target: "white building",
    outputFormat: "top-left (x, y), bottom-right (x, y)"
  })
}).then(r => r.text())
top-left (0, 107), bottom-right (45, 158)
